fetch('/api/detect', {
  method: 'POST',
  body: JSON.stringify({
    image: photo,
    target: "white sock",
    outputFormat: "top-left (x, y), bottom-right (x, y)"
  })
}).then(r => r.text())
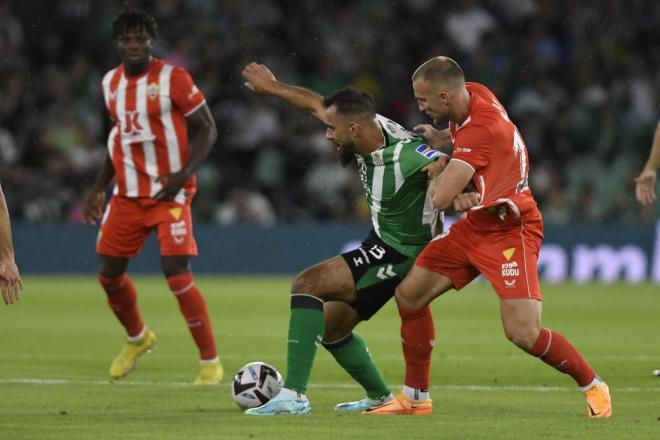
top-left (402, 385), bottom-right (430, 401)
top-left (579, 375), bottom-right (603, 393)
top-left (127, 326), bottom-right (146, 342)
top-left (280, 387), bottom-right (307, 400)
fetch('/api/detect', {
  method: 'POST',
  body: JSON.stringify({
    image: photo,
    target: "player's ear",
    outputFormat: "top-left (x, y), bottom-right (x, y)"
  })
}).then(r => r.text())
top-left (439, 91), bottom-right (450, 105)
top-left (349, 121), bottom-right (360, 137)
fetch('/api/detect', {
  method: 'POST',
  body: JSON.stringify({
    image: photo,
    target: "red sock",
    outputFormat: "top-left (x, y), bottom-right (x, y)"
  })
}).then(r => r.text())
top-left (98, 273), bottom-right (144, 337)
top-left (399, 304), bottom-right (435, 390)
top-left (529, 328), bottom-right (596, 387)
top-left (167, 273), bottom-right (217, 361)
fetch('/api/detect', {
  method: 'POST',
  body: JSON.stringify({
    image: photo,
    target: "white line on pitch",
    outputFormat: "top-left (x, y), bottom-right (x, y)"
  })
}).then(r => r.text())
top-left (1, 378), bottom-right (659, 393)
top-left (1, 354), bottom-right (659, 361)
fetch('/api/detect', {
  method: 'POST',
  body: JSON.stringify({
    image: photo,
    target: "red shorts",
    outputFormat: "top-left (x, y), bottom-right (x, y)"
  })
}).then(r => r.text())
top-left (415, 207), bottom-right (544, 300)
top-left (97, 196), bottom-right (198, 258)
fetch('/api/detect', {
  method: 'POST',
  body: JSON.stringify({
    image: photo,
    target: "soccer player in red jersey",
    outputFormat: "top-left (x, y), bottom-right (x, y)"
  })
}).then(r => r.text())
top-left (366, 57), bottom-right (612, 417)
top-left (83, 9), bottom-right (221, 384)
top-left (0, 183), bottom-right (22, 305)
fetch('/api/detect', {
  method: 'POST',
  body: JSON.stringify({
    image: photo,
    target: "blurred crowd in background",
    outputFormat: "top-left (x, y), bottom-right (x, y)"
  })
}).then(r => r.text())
top-left (1, 0), bottom-right (660, 225)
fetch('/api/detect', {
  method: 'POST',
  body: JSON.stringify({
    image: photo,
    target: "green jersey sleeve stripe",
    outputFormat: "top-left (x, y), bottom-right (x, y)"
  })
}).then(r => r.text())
top-left (393, 142), bottom-right (405, 192)
top-left (370, 150), bottom-right (384, 238)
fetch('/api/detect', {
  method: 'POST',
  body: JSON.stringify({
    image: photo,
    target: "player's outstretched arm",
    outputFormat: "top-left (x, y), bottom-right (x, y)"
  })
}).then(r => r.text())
top-left (242, 63), bottom-right (326, 121)
top-left (635, 120), bottom-right (660, 206)
top-left (0, 183), bottom-right (22, 305)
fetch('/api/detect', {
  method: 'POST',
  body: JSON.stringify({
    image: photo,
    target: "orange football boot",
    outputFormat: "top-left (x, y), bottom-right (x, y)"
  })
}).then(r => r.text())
top-left (362, 392), bottom-right (432, 415)
top-left (585, 382), bottom-right (612, 418)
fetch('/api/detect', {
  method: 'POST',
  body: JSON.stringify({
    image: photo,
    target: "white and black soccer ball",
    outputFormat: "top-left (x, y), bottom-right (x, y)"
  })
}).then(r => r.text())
top-left (231, 361), bottom-right (283, 409)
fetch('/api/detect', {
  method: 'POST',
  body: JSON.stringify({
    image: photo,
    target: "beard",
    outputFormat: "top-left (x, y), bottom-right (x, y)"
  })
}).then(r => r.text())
top-left (337, 141), bottom-right (357, 167)
top-left (339, 149), bottom-right (356, 167)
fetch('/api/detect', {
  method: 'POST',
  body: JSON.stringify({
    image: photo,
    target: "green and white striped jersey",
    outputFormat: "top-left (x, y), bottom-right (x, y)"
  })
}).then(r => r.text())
top-left (355, 114), bottom-right (445, 257)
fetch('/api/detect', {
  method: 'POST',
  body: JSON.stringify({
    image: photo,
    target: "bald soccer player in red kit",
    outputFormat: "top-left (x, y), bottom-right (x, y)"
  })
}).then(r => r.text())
top-left (365, 56), bottom-right (612, 418)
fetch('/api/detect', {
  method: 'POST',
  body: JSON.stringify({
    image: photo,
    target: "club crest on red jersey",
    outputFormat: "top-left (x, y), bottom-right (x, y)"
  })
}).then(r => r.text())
top-left (147, 82), bottom-right (159, 100)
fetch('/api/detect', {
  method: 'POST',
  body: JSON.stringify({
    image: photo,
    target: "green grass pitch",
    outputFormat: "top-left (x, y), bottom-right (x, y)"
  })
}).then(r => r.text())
top-left (1, 276), bottom-right (659, 439)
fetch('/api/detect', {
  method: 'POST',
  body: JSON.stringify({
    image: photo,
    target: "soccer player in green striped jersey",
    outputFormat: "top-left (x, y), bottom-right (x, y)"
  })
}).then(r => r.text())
top-left (241, 63), bottom-right (459, 416)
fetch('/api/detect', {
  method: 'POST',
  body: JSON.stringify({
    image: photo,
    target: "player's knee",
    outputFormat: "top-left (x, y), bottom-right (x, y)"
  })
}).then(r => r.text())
top-left (99, 269), bottom-right (121, 280)
top-left (161, 257), bottom-right (191, 278)
top-left (504, 327), bottom-right (539, 351)
top-left (99, 257), bottom-right (128, 279)
top-left (394, 284), bottom-right (423, 310)
top-left (291, 268), bottom-right (320, 297)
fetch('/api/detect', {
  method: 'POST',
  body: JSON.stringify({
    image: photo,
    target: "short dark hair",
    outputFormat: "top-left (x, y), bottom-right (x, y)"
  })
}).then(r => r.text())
top-left (323, 87), bottom-right (376, 118)
top-left (112, 9), bottom-right (158, 39)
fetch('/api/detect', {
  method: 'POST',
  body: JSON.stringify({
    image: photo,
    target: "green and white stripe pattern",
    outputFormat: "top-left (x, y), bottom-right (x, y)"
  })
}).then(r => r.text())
top-left (355, 115), bottom-right (445, 257)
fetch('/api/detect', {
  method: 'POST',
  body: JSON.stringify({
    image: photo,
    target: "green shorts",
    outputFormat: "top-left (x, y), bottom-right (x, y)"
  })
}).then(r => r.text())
top-left (341, 231), bottom-right (416, 320)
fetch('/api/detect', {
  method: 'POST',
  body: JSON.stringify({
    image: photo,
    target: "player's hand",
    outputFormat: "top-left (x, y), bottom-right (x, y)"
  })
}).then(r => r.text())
top-left (0, 257), bottom-right (23, 305)
top-left (154, 171), bottom-right (188, 201)
top-left (635, 169), bottom-right (657, 206)
top-left (422, 156), bottom-right (449, 179)
top-left (83, 189), bottom-right (106, 224)
top-left (453, 192), bottom-right (481, 212)
top-left (242, 63), bottom-right (277, 94)
top-left (414, 124), bottom-right (452, 150)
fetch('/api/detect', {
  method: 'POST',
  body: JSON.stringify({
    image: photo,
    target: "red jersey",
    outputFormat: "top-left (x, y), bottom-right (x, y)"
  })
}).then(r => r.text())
top-left (449, 82), bottom-right (536, 218)
top-left (101, 58), bottom-right (206, 202)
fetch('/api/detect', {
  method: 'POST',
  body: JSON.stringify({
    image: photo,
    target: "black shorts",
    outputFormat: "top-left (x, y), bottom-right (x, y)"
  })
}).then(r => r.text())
top-left (341, 231), bottom-right (415, 320)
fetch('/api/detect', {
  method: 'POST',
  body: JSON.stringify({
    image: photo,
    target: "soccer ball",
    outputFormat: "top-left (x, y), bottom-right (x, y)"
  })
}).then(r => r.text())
top-left (231, 361), bottom-right (283, 409)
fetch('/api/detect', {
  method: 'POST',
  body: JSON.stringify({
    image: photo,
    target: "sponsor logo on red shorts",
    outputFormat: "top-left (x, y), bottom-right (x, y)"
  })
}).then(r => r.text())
top-left (501, 247), bottom-right (519, 285)
top-left (170, 220), bottom-right (187, 244)
top-left (501, 261), bottom-right (519, 277)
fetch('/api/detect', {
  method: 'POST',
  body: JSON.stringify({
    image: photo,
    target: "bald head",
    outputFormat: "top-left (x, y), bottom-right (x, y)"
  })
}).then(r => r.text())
top-left (412, 56), bottom-right (471, 126)
top-left (412, 56), bottom-right (465, 91)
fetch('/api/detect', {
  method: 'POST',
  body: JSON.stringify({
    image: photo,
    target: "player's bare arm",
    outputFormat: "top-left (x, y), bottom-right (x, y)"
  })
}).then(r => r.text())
top-left (425, 158), bottom-right (479, 211)
top-left (83, 152), bottom-right (116, 224)
top-left (242, 62), bottom-right (326, 121)
top-left (154, 103), bottom-right (217, 201)
top-left (0, 183), bottom-right (22, 305)
top-left (0, 257), bottom-right (22, 305)
top-left (414, 124), bottom-right (453, 150)
top-left (635, 120), bottom-right (660, 206)
top-left (431, 159), bottom-right (475, 210)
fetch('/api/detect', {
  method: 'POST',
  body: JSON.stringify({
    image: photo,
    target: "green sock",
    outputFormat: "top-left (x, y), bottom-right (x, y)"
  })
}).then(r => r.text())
top-left (283, 294), bottom-right (324, 394)
top-left (323, 332), bottom-right (391, 400)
